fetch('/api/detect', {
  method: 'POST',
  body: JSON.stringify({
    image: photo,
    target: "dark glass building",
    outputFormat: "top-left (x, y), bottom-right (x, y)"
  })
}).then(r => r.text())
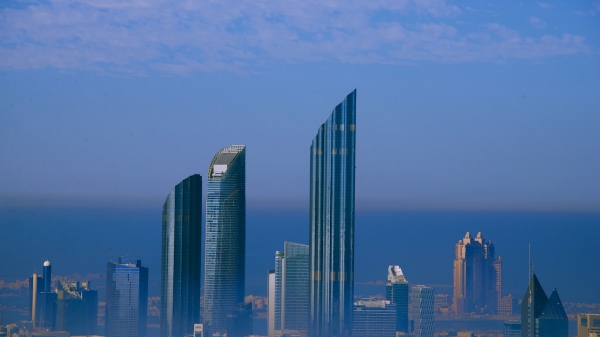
top-left (386, 266), bottom-right (409, 334)
top-left (309, 90), bottom-right (356, 337)
top-left (538, 289), bottom-right (568, 337)
top-left (521, 273), bottom-right (567, 337)
top-left (161, 174), bottom-right (202, 337)
top-left (521, 274), bottom-right (547, 337)
top-left (203, 145), bottom-right (247, 337)
top-left (106, 257), bottom-right (148, 337)
top-left (56, 280), bottom-right (98, 335)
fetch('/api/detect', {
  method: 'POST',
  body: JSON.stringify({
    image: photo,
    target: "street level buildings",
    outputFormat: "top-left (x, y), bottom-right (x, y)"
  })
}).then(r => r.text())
top-left (106, 257), bottom-right (148, 337)
top-left (385, 266), bottom-right (409, 334)
top-left (352, 300), bottom-right (396, 337)
top-left (411, 285), bottom-right (434, 337)
top-left (453, 232), bottom-right (501, 315)
top-left (309, 90), bottom-right (357, 337)
top-left (160, 174), bottom-right (202, 337)
top-left (204, 145), bottom-right (248, 337)
top-left (578, 314), bottom-right (600, 337)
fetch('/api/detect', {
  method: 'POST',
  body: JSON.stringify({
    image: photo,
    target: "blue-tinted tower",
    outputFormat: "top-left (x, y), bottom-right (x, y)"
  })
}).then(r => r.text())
top-left (105, 257), bottom-right (148, 337)
top-left (106, 257), bottom-right (148, 337)
top-left (309, 90), bottom-right (356, 337)
top-left (204, 145), bottom-right (247, 337)
top-left (161, 174), bottom-right (202, 337)
top-left (386, 266), bottom-right (409, 334)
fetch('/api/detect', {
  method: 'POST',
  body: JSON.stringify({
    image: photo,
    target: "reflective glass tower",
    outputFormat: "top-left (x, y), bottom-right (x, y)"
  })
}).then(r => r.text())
top-left (204, 145), bottom-right (246, 337)
top-left (273, 242), bottom-right (310, 333)
top-left (309, 90), bottom-right (356, 337)
top-left (161, 174), bottom-right (202, 337)
top-left (386, 266), bottom-right (409, 334)
top-left (106, 257), bottom-right (148, 337)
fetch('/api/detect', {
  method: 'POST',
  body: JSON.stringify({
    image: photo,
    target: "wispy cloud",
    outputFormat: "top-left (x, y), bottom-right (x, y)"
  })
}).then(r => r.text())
top-left (529, 16), bottom-right (547, 29)
top-left (0, 0), bottom-right (591, 74)
top-left (537, 2), bottom-right (554, 9)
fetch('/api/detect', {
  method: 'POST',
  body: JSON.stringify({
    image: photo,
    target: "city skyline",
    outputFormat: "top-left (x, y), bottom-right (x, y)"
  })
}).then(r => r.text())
top-left (1, 2), bottom-right (599, 333)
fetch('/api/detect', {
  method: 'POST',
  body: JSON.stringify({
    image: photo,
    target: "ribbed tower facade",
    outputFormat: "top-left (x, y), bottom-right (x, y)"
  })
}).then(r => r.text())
top-left (309, 90), bottom-right (356, 337)
top-left (453, 232), bottom-right (500, 315)
top-left (161, 174), bottom-right (202, 337)
top-left (411, 285), bottom-right (434, 337)
top-left (204, 145), bottom-right (247, 337)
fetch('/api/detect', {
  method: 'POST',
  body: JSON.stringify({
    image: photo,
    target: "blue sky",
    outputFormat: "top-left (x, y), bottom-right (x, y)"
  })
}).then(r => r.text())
top-left (1, 0), bottom-right (599, 211)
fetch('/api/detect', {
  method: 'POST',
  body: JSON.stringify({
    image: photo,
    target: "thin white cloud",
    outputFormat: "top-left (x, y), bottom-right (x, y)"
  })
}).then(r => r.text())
top-left (529, 16), bottom-right (547, 29)
top-left (538, 2), bottom-right (554, 9)
top-left (0, 0), bottom-right (591, 74)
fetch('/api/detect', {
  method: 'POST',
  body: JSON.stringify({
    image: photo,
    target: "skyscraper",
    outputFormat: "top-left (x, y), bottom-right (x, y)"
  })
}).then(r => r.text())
top-left (160, 174), bottom-right (202, 337)
top-left (386, 266), bottom-right (409, 334)
top-left (411, 285), bottom-right (434, 337)
top-left (204, 145), bottom-right (247, 337)
top-left (106, 257), bottom-right (148, 337)
top-left (538, 289), bottom-right (568, 337)
top-left (453, 232), bottom-right (500, 315)
top-left (56, 280), bottom-right (98, 335)
top-left (309, 90), bottom-right (356, 337)
top-left (521, 273), bottom-right (568, 337)
top-left (272, 242), bottom-right (310, 334)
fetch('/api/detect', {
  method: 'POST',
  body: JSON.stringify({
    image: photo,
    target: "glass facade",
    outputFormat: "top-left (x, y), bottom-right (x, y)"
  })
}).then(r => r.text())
top-left (204, 145), bottom-right (246, 337)
top-left (56, 280), bottom-right (98, 336)
top-left (273, 242), bottom-right (309, 332)
top-left (352, 300), bottom-right (396, 337)
top-left (521, 274), bottom-right (548, 337)
top-left (309, 90), bottom-right (356, 337)
top-left (411, 285), bottom-right (434, 337)
top-left (386, 266), bottom-right (409, 334)
top-left (538, 289), bottom-right (568, 337)
top-left (521, 275), bottom-right (568, 337)
top-left (106, 257), bottom-right (148, 337)
top-left (161, 174), bottom-right (202, 337)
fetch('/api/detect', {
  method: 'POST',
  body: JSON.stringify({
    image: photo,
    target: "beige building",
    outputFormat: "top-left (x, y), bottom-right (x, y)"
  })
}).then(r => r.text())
top-left (453, 232), bottom-right (501, 315)
top-left (578, 314), bottom-right (600, 337)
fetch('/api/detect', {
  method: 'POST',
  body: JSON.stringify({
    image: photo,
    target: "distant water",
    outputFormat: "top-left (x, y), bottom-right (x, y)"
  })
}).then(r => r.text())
top-left (1, 207), bottom-right (598, 304)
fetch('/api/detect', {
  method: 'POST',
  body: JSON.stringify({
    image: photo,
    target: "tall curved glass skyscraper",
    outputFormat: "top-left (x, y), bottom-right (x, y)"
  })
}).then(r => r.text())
top-left (204, 145), bottom-right (246, 336)
top-left (161, 174), bottom-right (202, 337)
top-left (309, 90), bottom-right (356, 337)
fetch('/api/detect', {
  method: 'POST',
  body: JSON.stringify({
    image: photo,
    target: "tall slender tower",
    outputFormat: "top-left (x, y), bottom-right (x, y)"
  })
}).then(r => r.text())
top-left (309, 90), bottom-right (356, 337)
top-left (161, 174), bottom-right (202, 337)
top-left (204, 145), bottom-right (247, 337)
